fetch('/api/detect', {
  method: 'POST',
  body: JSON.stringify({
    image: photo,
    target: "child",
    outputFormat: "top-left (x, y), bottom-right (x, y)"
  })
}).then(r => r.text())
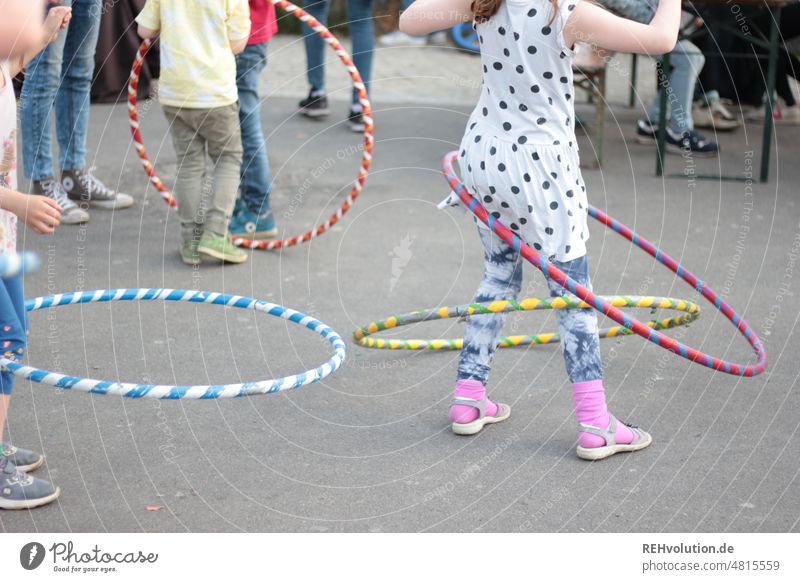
top-left (229, 0), bottom-right (279, 240)
top-left (401, 0), bottom-right (679, 459)
top-left (0, 2), bottom-right (66, 509)
top-left (136, 0), bottom-right (251, 265)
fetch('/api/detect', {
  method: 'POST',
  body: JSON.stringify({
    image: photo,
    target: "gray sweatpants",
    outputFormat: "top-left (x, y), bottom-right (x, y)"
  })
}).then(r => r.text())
top-left (162, 103), bottom-right (243, 241)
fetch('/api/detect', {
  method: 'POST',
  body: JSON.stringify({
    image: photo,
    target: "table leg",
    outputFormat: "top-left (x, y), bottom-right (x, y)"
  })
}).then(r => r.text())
top-left (760, 7), bottom-right (781, 183)
top-left (656, 52), bottom-right (670, 177)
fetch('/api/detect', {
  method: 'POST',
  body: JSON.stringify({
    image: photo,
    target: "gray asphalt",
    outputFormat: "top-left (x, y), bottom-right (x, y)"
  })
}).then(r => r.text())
top-left (1, 94), bottom-right (798, 533)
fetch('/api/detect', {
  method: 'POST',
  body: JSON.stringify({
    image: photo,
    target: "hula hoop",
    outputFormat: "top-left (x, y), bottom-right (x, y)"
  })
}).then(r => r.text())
top-left (442, 151), bottom-right (766, 376)
top-left (0, 252), bottom-right (40, 279)
top-left (354, 295), bottom-right (700, 351)
top-left (0, 289), bottom-right (346, 399)
top-left (127, 0), bottom-right (374, 250)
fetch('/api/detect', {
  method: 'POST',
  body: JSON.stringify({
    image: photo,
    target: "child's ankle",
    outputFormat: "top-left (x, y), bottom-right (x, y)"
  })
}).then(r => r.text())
top-left (449, 379), bottom-right (498, 423)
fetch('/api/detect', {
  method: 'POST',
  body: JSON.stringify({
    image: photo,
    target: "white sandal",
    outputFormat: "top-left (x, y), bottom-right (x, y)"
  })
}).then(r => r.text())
top-left (576, 415), bottom-right (652, 460)
top-left (450, 396), bottom-right (511, 435)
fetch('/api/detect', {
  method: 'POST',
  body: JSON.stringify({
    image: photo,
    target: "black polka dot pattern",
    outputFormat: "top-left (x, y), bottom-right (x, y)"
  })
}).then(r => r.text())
top-left (461, 1), bottom-right (588, 261)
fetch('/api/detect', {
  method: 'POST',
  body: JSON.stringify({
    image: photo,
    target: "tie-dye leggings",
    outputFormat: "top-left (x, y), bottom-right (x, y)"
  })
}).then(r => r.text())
top-left (457, 226), bottom-right (603, 385)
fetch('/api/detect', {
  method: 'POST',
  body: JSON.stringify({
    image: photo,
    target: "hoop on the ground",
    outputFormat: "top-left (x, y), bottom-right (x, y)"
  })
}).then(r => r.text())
top-left (0, 252), bottom-right (40, 279)
top-left (127, 0), bottom-right (374, 250)
top-left (0, 289), bottom-right (346, 399)
top-left (442, 150), bottom-right (766, 376)
top-left (354, 295), bottom-right (700, 350)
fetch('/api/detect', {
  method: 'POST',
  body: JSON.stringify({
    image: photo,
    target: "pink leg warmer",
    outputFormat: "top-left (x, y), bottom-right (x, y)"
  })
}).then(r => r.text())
top-left (572, 380), bottom-right (634, 448)
top-left (449, 379), bottom-right (499, 423)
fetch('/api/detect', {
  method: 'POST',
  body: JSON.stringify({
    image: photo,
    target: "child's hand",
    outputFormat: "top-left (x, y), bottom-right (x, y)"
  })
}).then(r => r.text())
top-left (43, 6), bottom-right (72, 43)
top-left (8, 193), bottom-right (62, 234)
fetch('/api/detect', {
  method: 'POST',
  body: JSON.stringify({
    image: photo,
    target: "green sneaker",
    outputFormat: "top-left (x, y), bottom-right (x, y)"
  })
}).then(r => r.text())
top-left (197, 231), bottom-right (248, 264)
top-left (180, 240), bottom-right (202, 265)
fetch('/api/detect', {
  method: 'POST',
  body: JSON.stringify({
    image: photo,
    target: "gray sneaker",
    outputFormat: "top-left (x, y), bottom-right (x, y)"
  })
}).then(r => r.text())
top-left (62, 168), bottom-right (134, 210)
top-left (0, 457), bottom-right (60, 510)
top-left (31, 177), bottom-right (90, 225)
top-left (2, 442), bottom-right (43, 472)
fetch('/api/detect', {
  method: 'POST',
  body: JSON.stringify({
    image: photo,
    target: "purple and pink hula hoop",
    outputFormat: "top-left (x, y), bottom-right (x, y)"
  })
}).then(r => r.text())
top-left (442, 150), bottom-right (766, 377)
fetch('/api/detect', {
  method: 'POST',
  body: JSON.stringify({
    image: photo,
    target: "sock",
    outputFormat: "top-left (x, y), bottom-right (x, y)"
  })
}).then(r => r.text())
top-left (449, 379), bottom-right (499, 424)
top-left (572, 379), bottom-right (634, 448)
top-left (310, 88), bottom-right (325, 98)
top-left (350, 103), bottom-right (363, 114)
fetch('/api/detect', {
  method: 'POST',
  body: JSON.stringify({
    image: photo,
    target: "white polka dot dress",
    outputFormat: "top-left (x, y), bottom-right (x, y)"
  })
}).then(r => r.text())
top-left (459, 0), bottom-right (588, 262)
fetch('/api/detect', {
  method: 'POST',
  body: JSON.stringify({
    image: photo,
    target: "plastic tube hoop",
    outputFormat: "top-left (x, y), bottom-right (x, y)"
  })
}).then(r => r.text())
top-left (354, 295), bottom-right (700, 350)
top-left (442, 150), bottom-right (766, 376)
top-left (0, 252), bottom-right (39, 279)
top-left (127, 0), bottom-right (374, 250)
top-left (0, 289), bottom-right (346, 398)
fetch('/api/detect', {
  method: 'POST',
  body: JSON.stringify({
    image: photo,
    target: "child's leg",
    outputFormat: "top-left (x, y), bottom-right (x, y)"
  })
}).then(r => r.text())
top-left (201, 104), bottom-right (244, 236)
top-left (302, 0), bottom-right (330, 93)
top-left (235, 42), bottom-right (272, 216)
top-left (452, 226), bottom-right (522, 423)
top-left (162, 106), bottom-right (207, 242)
top-left (0, 275), bottom-right (28, 445)
top-left (545, 256), bottom-right (638, 449)
top-left (346, 0), bottom-right (374, 105)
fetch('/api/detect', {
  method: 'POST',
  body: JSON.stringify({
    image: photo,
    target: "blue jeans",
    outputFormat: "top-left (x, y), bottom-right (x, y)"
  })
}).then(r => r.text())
top-left (235, 42), bottom-right (272, 215)
top-left (0, 275), bottom-right (27, 395)
top-left (646, 40), bottom-right (705, 134)
top-left (457, 227), bottom-right (603, 386)
top-left (303, 0), bottom-right (374, 104)
top-left (20, 0), bottom-right (101, 181)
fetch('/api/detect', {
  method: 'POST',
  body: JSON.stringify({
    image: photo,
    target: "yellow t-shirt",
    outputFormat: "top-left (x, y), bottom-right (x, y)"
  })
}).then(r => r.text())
top-left (136, 0), bottom-right (250, 108)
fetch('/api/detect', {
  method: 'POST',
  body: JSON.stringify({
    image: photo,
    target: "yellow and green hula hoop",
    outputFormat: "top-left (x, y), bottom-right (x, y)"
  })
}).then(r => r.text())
top-left (353, 295), bottom-right (700, 351)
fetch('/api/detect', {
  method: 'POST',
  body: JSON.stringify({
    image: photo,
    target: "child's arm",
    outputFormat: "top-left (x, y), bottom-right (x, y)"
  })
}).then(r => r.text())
top-left (8, 5), bottom-right (71, 77)
top-left (136, 0), bottom-right (160, 40)
top-left (399, 0), bottom-right (473, 37)
top-left (0, 187), bottom-right (61, 235)
top-left (227, 0), bottom-right (251, 55)
top-left (0, 0), bottom-right (48, 59)
top-left (565, 0), bottom-right (680, 55)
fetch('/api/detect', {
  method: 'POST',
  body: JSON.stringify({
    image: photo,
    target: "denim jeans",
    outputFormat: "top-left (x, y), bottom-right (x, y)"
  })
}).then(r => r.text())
top-left (20, 0), bottom-right (101, 181)
top-left (646, 40), bottom-right (705, 134)
top-left (0, 275), bottom-right (27, 395)
top-left (457, 227), bottom-right (604, 386)
top-left (235, 42), bottom-right (272, 215)
top-left (303, 0), bottom-right (374, 104)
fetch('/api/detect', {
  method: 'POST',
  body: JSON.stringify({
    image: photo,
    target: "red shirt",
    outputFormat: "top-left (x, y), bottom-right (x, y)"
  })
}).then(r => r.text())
top-left (248, 0), bottom-right (278, 45)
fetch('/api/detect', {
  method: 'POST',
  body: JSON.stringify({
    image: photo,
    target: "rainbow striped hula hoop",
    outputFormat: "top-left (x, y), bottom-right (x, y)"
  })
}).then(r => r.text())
top-left (442, 150), bottom-right (767, 376)
top-left (354, 295), bottom-right (700, 351)
top-left (0, 252), bottom-right (40, 279)
top-left (127, 0), bottom-right (374, 250)
top-left (0, 289), bottom-right (346, 399)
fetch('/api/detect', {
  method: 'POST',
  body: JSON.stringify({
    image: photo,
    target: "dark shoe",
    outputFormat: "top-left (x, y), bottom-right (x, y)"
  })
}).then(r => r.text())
top-left (347, 107), bottom-right (365, 133)
top-left (62, 168), bottom-right (134, 210)
top-left (1, 443), bottom-right (43, 473)
top-left (30, 177), bottom-right (90, 225)
top-left (665, 129), bottom-right (719, 157)
top-left (0, 457), bottom-right (60, 510)
top-left (298, 90), bottom-right (330, 118)
top-left (635, 118), bottom-right (658, 144)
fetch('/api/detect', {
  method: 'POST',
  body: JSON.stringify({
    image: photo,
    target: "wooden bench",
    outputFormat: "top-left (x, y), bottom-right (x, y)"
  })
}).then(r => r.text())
top-left (572, 43), bottom-right (609, 168)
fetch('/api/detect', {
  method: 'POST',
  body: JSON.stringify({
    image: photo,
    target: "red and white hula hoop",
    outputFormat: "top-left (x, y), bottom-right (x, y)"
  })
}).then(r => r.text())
top-left (127, 0), bottom-right (374, 250)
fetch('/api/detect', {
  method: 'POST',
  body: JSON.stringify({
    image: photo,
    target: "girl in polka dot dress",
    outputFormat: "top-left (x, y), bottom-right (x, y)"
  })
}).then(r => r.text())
top-left (401, 0), bottom-right (680, 459)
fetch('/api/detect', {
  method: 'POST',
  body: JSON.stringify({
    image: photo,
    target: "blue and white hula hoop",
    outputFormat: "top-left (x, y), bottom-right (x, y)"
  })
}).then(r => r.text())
top-left (0, 252), bottom-right (40, 279)
top-left (0, 289), bottom-right (346, 399)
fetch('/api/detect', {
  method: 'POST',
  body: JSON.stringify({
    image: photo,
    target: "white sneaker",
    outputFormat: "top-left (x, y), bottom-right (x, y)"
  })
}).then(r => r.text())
top-left (746, 97), bottom-right (800, 124)
top-left (693, 98), bottom-right (740, 131)
top-left (378, 30), bottom-right (426, 47)
top-left (31, 177), bottom-right (90, 225)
